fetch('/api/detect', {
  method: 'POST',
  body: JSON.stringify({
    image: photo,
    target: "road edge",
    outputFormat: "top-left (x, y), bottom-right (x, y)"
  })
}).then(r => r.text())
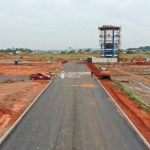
top-left (57, 62), bottom-right (68, 75)
top-left (0, 81), bottom-right (52, 145)
top-left (85, 63), bottom-right (150, 149)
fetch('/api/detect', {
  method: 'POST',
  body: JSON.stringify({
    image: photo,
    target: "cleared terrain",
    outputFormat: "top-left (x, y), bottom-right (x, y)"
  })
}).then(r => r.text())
top-left (0, 61), bottom-right (148, 150)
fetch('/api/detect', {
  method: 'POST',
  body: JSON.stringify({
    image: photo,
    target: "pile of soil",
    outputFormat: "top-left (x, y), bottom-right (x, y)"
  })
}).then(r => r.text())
top-left (125, 62), bottom-right (150, 65)
top-left (135, 61), bottom-right (150, 65)
top-left (3, 79), bottom-right (26, 83)
top-left (86, 62), bottom-right (100, 77)
top-left (135, 58), bottom-right (143, 61)
top-left (57, 58), bottom-right (68, 64)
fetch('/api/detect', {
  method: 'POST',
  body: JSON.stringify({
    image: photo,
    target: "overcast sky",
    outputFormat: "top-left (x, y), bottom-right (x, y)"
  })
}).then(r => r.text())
top-left (0, 0), bottom-right (150, 50)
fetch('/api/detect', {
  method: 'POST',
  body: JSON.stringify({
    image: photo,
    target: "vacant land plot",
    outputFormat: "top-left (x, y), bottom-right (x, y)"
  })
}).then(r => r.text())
top-left (0, 59), bottom-right (64, 138)
top-left (0, 59), bottom-right (63, 76)
top-left (0, 55), bottom-right (150, 144)
top-left (0, 80), bottom-right (49, 138)
top-left (94, 62), bottom-right (150, 106)
top-left (110, 64), bottom-right (150, 106)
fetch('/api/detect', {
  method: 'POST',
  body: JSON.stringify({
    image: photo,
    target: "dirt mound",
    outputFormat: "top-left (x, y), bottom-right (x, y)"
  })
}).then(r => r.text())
top-left (135, 61), bottom-right (150, 65)
top-left (3, 79), bottom-right (26, 83)
top-left (3, 79), bottom-right (17, 83)
top-left (125, 62), bottom-right (150, 65)
top-left (85, 62), bottom-right (100, 77)
top-left (135, 58), bottom-right (143, 62)
top-left (0, 107), bottom-right (13, 116)
top-left (57, 58), bottom-right (68, 64)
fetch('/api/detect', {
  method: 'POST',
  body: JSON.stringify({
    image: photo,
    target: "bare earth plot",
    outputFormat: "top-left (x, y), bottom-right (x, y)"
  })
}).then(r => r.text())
top-left (0, 59), bottom-right (62, 76)
top-left (0, 80), bottom-right (49, 138)
top-left (110, 65), bottom-right (150, 106)
top-left (93, 62), bottom-right (150, 106)
top-left (0, 59), bottom-right (64, 138)
top-left (0, 61), bottom-right (148, 150)
top-left (0, 59), bottom-right (149, 149)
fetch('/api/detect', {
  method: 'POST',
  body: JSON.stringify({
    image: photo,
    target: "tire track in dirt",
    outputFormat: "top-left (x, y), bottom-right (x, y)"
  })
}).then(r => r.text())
top-left (112, 68), bottom-right (150, 84)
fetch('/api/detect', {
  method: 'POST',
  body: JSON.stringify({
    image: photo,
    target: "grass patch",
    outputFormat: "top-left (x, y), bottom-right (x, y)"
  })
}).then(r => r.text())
top-left (113, 81), bottom-right (124, 91)
top-left (2, 53), bottom-right (100, 60)
top-left (113, 80), bottom-right (150, 113)
top-left (125, 90), bottom-right (143, 104)
top-left (0, 80), bottom-right (4, 84)
top-left (120, 53), bottom-right (150, 59)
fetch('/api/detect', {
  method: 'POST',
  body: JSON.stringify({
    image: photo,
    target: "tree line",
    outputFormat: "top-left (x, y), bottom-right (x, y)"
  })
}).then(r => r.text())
top-left (127, 46), bottom-right (150, 50)
top-left (0, 48), bottom-right (33, 53)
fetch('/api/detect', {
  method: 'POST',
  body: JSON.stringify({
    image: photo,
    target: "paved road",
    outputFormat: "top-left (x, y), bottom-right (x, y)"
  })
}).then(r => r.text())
top-left (0, 76), bottom-right (29, 80)
top-left (0, 61), bottom-right (148, 150)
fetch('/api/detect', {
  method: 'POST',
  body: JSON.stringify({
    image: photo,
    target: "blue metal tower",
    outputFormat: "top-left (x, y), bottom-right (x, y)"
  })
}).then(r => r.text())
top-left (98, 25), bottom-right (121, 58)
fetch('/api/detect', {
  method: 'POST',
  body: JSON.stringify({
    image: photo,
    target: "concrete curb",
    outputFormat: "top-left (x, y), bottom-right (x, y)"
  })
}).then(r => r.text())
top-left (58, 62), bottom-right (68, 75)
top-left (0, 81), bottom-right (52, 145)
top-left (85, 63), bottom-right (150, 149)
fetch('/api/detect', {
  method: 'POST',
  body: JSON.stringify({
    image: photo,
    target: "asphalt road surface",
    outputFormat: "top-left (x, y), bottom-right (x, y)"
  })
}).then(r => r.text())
top-left (0, 61), bottom-right (148, 150)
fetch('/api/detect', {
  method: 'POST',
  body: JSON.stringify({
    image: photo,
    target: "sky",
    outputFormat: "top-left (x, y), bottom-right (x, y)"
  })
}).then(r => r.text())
top-left (0, 0), bottom-right (150, 50)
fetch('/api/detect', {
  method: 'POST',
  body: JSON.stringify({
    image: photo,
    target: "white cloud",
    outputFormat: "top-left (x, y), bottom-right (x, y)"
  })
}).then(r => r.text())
top-left (0, 0), bottom-right (150, 49)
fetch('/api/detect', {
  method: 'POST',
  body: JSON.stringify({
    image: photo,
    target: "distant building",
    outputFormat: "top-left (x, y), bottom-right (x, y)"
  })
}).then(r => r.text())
top-left (16, 51), bottom-right (22, 54)
top-left (122, 51), bottom-right (127, 54)
top-left (98, 25), bottom-right (121, 58)
top-left (67, 47), bottom-right (73, 52)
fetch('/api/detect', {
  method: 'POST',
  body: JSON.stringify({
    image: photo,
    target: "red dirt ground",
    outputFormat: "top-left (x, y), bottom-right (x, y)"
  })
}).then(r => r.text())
top-left (85, 62), bottom-right (150, 143)
top-left (57, 58), bottom-right (68, 64)
top-left (0, 60), bottom-right (66, 138)
top-left (0, 60), bottom-right (63, 76)
top-left (125, 61), bottom-right (150, 65)
top-left (0, 80), bottom-right (49, 138)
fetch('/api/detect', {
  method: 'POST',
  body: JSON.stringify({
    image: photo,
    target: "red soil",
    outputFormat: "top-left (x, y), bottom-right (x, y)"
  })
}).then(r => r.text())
top-left (0, 59), bottom-right (64, 138)
top-left (135, 61), bottom-right (150, 65)
top-left (0, 81), bottom-right (49, 137)
top-left (0, 63), bottom-right (62, 76)
top-left (57, 58), bottom-right (68, 64)
top-left (125, 61), bottom-right (150, 65)
top-left (85, 62), bottom-right (150, 143)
